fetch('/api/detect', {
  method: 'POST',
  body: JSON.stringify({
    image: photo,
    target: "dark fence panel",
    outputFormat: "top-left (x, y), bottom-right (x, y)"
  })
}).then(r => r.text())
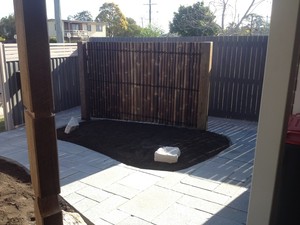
top-left (91, 36), bottom-right (268, 121)
top-left (208, 36), bottom-right (267, 120)
top-left (51, 57), bottom-right (80, 112)
top-left (86, 42), bottom-right (211, 128)
top-left (4, 57), bottom-right (80, 126)
top-left (5, 61), bottom-right (23, 126)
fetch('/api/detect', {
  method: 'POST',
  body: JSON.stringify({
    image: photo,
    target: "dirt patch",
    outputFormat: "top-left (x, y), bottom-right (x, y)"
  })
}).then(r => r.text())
top-left (0, 157), bottom-right (91, 225)
top-left (57, 119), bottom-right (231, 171)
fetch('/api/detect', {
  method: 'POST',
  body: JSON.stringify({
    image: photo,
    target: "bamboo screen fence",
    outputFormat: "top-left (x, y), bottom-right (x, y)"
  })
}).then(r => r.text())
top-left (91, 36), bottom-right (268, 121)
top-left (80, 42), bottom-right (212, 129)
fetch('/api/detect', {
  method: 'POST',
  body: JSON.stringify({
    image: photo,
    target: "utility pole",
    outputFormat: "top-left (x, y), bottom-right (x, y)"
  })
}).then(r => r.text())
top-left (144, 0), bottom-right (156, 26)
top-left (54, 0), bottom-right (64, 43)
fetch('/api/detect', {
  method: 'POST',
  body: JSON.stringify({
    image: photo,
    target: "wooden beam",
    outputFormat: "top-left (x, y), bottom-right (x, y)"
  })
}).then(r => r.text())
top-left (13, 0), bottom-right (63, 224)
top-left (78, 42), bottom-right (90, 120)
top-left (197, 42), bottom-right (213, 130)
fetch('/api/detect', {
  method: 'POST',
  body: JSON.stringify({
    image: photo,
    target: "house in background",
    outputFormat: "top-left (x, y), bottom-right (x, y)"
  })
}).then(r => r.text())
top-left (47, 19), bottom-right (106, 42)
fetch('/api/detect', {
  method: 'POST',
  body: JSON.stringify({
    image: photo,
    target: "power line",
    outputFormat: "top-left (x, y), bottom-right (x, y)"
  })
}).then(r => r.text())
top-left (144, 0), bottom-right (157, 26)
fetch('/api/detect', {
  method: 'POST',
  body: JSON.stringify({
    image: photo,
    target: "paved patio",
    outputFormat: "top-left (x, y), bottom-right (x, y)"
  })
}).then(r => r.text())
top-left (0, 107), bottom-right (257, 225)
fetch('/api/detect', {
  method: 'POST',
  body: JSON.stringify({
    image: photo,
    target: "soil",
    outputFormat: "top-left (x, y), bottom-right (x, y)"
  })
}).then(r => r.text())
top-left (57, 119), bottom-right (231, 171)
top-left (0, 157), bottom-right (91, 225)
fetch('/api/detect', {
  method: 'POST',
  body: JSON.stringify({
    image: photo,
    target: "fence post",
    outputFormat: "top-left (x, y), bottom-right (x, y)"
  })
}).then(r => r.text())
top-left (78, 42), bottom-right (90, 120)
top-left (197, 42), bottom-right (213, 130)
top-left (0, 43), bottom-right (14, 130)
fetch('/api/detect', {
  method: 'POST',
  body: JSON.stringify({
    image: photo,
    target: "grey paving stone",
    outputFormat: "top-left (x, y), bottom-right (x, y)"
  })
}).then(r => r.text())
top-left (177, 195), bottom-right (224, 214)
top-left (172, 183), bottom-right (230, 205)
top-left (62, 192), bottom-right (85, 205)
top-left (181, 176), bottom-right (220, 191)
top-left (204, 215), bottom-right (245, 225)
top-left (225, 190), bottom-right (251, 212)
top-left (117, 171), bottom-right (161, 190)
top-left (155, 172), bottom-right (187, 189)
top-left (190, 161), bottom-right (236, 182)
top-left (229, 163), bottom-right (253, 182)
top-left (103, 183), bottom-right (140, 199)
top-left (81, 166), bottom-right (134, 189)
top-left (101, 209), bottom-right (130, 224)
top-left (60, 171), bottom-right (90, 186)
top-left (73, 197), bottom-right (99, 213)
top-left (87, 157), bottom-right (119, 170)
top-left (213, 181), bottom-right (248, 197)
top-left (81, 196), bottom-right (125, 223)
top-left (119, 186), bottom-right (182, 222)
top-left (210, 205), bottom-right (248, 224)
top-left (153, 203), bottom-right (210, 225)
top-left (60, 181), bottom-right (89, 197)
top-left (59, 167), bottom-right (78, 179)
top-left (117, 216), bottom-right (153, 225)
top-left (76, 185), bottom-right (112, 203)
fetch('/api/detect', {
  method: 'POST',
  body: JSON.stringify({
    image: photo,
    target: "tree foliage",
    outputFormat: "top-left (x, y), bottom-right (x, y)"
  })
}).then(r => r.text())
top-left (224, 13), bottom-right (269, 35)
top-left (118, 17), bottom-right (142, 37)
top-left (67, 11), bottom-right (93, 21)
top-left (96, 2), bottom-right (128, 37)
top-left (169, 2), bottom-right (220, 36)
top-left (208, 0), bottom-right (268, 34)
top-left (140, 25), bottom-right (164, 37)
top-left (0, 14), bottom-right (16, 41)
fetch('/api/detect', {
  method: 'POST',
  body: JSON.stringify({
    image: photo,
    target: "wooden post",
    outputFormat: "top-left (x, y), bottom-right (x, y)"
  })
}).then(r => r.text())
top-left (197, 42), bottom-right (213, 130)
top-left (13, 0), bottom-right (63, 224)
top-left (78, 42), bottom-right (90, 120)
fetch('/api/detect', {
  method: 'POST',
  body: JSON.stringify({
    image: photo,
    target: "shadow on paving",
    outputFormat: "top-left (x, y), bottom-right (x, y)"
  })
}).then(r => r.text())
top-left (56, 119), bottom-right (231, 172)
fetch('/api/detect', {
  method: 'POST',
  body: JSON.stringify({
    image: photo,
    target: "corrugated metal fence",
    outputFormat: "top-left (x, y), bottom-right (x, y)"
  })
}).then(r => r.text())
top-left (0, 43), bottom-right (80, 129)
top-left (83, 41), bottom-right (212, 129)
top-left (91, 36), bottom-right (268, 121)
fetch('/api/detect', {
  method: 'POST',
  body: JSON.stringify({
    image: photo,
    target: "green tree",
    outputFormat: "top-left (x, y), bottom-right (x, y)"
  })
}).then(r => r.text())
top-left (0, 14), bottom-right (16, 41)
top-left (140, 25), bottom-right (164, 37)
top-left (169, 2), bottom-right (220, 36)
top-left (243, 13), bottom-right (270, 35)
top-left (68, 10), bottom-right (93, 21)
top-left (118, 18), bottom-right (142, 37)
top-left (96, 2), bottom-right (128, 37)
top-left (224, 14), bottom-right (270, 35)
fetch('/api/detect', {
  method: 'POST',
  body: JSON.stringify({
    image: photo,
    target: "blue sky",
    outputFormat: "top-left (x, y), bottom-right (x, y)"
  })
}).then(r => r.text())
top-left (1, 0), bottom-right (272, 33)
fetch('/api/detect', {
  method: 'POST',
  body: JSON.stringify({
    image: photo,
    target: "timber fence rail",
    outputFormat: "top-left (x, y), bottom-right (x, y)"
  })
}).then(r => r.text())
top-left (80, 41), bottom-right (212, 129)
top-left (0, 43), bottom-right (80, 129)
top-left (91, 36), bottom-right (268, 121)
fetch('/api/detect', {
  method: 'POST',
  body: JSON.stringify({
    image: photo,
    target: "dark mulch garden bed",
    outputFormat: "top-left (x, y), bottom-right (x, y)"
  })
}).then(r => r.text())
top-left (57, 119), bottom-right (231, 171)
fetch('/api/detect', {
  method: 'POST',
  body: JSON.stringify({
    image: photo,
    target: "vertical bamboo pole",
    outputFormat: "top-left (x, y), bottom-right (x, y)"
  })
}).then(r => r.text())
top-left (78, 42), bottom-right (90, 120)
top-left (197, 42), bottom-right (213, 130)
top-left (13, 0), bottom-right (63, 224)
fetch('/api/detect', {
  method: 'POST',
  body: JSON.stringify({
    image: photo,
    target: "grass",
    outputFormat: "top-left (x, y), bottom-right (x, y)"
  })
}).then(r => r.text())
top-left (0, 116), bottom-right (5, 133)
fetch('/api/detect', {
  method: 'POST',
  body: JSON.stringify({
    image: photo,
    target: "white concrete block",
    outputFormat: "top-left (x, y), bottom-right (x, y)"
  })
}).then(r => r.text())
top-left (154, 146), bottom-right (181, 164)
top-left (64, 117), bottom-right (79, 134)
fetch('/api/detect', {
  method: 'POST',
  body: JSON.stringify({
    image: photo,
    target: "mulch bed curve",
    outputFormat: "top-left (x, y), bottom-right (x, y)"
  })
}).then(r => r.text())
top-left (57, 119), bottom-right (231, 171)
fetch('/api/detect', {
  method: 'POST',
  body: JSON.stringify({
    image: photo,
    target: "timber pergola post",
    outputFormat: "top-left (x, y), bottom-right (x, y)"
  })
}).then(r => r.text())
top-left (197, 42), bottom-right (213, 130)
top-left (13, 0), bottom-right (63, 224)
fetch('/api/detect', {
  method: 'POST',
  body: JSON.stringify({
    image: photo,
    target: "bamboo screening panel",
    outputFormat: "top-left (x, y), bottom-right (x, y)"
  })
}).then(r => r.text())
top-left (85, 42), bottom-right (212, 128)
top-left (91, 36), bottom-right (268, 121)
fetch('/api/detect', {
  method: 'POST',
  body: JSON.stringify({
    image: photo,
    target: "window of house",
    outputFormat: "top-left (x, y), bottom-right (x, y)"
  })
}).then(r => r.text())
top-left (96, 25), bottom-right (102, 32)
top-left (87, 25), bottom-right (92, 31)
top-left (71, 24), bottom-right (79, 31)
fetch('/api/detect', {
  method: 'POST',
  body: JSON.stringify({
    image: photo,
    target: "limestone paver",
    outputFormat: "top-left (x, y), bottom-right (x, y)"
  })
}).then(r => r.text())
top-left (119, 186), bottom-right (182, 222)
top-left (153, 203), bottom-right (210, 225)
